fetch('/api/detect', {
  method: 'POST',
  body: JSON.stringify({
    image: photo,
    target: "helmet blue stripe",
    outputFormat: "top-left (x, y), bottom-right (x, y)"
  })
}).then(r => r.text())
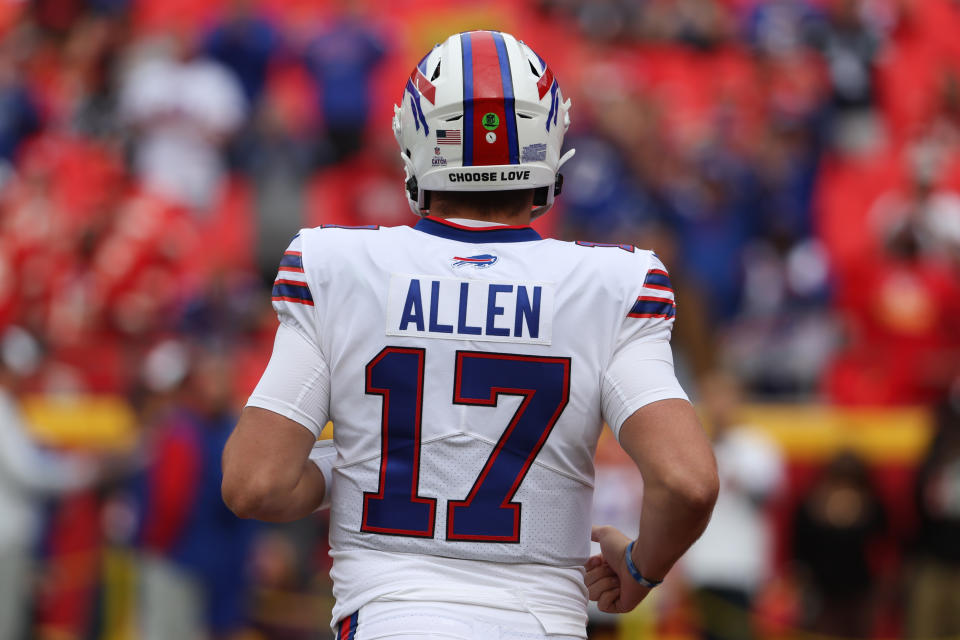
top-left (492, 32), bottom-right (519, 165)
top-left (405, 79), bottom-right (429, 135)
top-left (460, 32), bottom-right (474, 166)
top-left (546, 81), bottom-right (559, 132)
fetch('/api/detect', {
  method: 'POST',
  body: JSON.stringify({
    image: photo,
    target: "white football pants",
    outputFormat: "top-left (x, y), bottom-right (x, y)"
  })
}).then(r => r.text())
top-left (335, 600), bottom-right (583, 640)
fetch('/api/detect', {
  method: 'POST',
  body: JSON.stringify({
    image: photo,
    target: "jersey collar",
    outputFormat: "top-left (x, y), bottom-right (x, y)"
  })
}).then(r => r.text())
top-left (413, 217), bottom-right (542, 243)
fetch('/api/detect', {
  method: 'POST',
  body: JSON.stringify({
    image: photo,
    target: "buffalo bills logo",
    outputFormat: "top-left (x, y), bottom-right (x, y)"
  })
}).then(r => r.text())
top-left (452, 254), bottom-right (498, 269)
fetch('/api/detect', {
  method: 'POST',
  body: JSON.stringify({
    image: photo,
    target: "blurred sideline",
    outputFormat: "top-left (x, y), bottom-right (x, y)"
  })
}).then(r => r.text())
top-left (21, 397), bottom-right (933, 640)
top-left (20, 396), bottom-right (932, 460)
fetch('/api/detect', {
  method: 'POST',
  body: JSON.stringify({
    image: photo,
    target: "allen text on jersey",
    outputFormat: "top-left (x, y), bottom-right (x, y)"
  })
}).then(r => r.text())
top-left (386, 275), bottom-right (554, 345)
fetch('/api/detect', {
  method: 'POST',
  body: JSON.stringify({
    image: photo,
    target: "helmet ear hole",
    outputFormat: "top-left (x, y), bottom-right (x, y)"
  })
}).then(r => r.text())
top-left (532, 186), bottom-right (549, 207)
top-left (406, 176), bottom-right (419, 202)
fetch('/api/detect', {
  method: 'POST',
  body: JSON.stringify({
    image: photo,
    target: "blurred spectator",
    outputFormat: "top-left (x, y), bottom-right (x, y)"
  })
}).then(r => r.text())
top-left (0, 327), bottom-right (96, 640)
top-left (721, 103), bottom-right (834, 397)
top-left (756, 113), bottom-right (827, 243)
top-left (682, 373), bottom-right (784, 640)
top-left (0, 44), bottom-right (41, 180)
top-left (558, 81), bottom-right (671, 241)
top-left (180, 270), bottom-right (262, 343)
top-left (906, 387), bottom-right (960, 639)
top-left (791, 452), bottom-right (888, 638)
top-left (62, 14), bottom-right (127, 140)
top-left (659, 0), bottom-right (732, 50)
top-left (86, 0), bottom-right (132, 17)
top-left (557, 132), bottom-right (665, 240)
top-left (664, 143), bottom-right (762, 323)
top-left (827, 165), bottom-right (960, 405)
top-left (119, 31), bottom-right (246, 212)
top-left (30, 0), bottom-right (87, 36)
top-left (248, 93), bottom-right (322, 279)
top-left (304, 141), bottom-right (410, 231)
top-left (815, 0), bottom-right (887, 151)
top-left (872, 131), bottom-right (960, 266)
top-left (136, 343), bottom-right (258, 640)
top-left (303, 3), bottom-right (385, 163)
top-left (203, 0), bottom-right (281, 109)
top-left (742, 0), bottom-right (823, 59)
top-left (723, 236), bottom-right (836, 397)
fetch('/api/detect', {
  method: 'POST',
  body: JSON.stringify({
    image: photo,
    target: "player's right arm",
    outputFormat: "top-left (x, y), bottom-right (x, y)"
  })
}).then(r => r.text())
top-left (222, 233), bottom-right (335, 522)
top-left (587, 253), bottom-right (718, 613)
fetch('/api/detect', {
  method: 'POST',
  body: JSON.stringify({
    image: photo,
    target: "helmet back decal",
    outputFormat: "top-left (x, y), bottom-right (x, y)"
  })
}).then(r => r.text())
top-left (460, 31), bottom-right (519, 167)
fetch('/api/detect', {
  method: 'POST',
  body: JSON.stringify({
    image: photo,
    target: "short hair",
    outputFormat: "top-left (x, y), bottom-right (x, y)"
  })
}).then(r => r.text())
top-left (428, 189), bottom-right (534, 218)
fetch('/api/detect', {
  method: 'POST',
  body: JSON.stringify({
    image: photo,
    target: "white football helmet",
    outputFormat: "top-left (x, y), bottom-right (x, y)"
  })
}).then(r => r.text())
top-left (393, 30), bottom-right (574, 218)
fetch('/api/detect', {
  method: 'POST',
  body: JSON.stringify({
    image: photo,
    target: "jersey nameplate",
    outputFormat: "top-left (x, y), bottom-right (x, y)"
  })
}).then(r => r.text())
top-left (386, 274), bottom-right (553, 345)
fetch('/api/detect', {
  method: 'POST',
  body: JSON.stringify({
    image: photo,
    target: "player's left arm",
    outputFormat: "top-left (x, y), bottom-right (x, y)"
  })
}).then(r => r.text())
top-left (587, 251), bottom-right (718, 612)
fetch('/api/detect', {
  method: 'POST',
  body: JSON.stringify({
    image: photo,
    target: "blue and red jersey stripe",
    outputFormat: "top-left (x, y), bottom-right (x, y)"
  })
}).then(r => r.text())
top-left (628, 295), bottom-right (676, 319)
top-left (643, 268), bottom-right (673, 292)
top-left (272, 278), bottom-right (313, 306)
top-left (278, 251), bottom-right (303, 272)
top-left (336, 611), bottom-right (358, 640)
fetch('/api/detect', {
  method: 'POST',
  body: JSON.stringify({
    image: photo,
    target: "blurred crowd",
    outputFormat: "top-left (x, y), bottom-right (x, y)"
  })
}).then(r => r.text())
top-left (1, 0), bottom-right (960, 638)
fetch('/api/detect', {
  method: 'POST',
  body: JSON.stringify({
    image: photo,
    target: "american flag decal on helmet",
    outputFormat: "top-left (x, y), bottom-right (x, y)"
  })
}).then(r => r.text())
top-left (437, 129), bottom-right (461, 144)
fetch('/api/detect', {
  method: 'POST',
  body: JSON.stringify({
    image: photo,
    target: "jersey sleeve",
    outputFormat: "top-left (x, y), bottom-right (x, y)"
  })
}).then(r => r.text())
top-left (246, 233), bottom-right (330, 438)
top-left (308, 439), bottom-right (336, 511)
top-left (600, 252), bottom-right (689, 439)
top-left (269, 233), bottom-right (319, 343)
top-left (619, 252), bottom-right (677, 345)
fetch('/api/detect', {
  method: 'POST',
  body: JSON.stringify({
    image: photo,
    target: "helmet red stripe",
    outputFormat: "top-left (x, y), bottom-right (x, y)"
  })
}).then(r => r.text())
top-left (410, 67), bottom-right (436, 104)
top-left (467, 31), bottom-right (511, 166)
top-left (537, 66), bottom-right (555, 99)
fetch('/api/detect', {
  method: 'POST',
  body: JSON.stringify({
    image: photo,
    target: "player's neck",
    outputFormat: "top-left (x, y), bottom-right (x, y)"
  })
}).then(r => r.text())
top-left (429, 198), bottom-right (530, 227)
top-left (427, 189), bottom-right (535, 226)
top-left (428, 208), bottom-right (532, 227)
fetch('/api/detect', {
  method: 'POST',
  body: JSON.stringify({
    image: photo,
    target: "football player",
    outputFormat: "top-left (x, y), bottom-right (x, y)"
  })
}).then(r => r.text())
top-left (222, 30), bottom-right (717, 639)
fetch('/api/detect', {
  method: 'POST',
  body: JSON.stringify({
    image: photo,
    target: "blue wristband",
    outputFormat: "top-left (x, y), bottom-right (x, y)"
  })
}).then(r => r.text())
top-left (624, 541), bottom-right (663, 588)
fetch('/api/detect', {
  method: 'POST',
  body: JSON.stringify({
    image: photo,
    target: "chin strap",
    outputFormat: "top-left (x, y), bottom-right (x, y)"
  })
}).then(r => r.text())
top-left (406, 176), bottom-right (418, 203)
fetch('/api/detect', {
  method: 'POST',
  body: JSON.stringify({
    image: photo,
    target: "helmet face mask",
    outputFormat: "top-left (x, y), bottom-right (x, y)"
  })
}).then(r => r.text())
top-left (393, 31), bottom-right (574, 218)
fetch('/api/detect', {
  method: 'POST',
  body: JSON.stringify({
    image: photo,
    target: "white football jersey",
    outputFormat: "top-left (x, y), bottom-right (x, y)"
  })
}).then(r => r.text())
top-left (247, 217), bottom-right (686, 636)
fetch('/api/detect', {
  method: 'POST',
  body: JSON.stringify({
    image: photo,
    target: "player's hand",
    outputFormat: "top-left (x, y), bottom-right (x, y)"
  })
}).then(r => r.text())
top-left (587, 525), bottom-right (652, 613)
top-left (584, 553), bottom-right (619, 608)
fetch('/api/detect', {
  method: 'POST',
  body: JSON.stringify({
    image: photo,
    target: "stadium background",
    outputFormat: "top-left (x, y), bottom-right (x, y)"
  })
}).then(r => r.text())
top-left (1, 0), bottom-right (959, 638)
